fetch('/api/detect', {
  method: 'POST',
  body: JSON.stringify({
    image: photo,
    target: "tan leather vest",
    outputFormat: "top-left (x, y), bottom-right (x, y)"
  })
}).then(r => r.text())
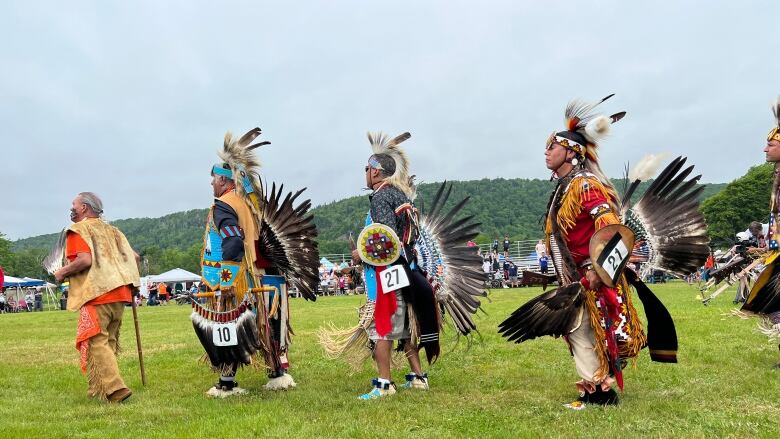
top-left (66, 218), bottom-right (140, 311)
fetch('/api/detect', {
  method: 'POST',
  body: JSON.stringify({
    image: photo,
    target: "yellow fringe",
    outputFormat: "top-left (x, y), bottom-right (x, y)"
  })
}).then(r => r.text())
top-left (233, 265), bottom-right (249, 303)
top-left (584, 279), bottom-right (648, 382)
top-left (556, 176), bottom-right (618, 237)
top-left (620, 278), bottom-right (647, 359)
top-left (268, 289), bottom-right (280, 319)
top-left (594, 212), bottom-right (621, 230)
top-left (583, 288), bottom-right (611, 382)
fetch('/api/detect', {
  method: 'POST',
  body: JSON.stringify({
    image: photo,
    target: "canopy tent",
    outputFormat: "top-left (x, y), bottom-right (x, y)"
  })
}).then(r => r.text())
top-left (320, 257), bottom-right (334, 270)
top-left (3, 275), bottom-right (45, 288)
top-left (23, 277), bottom-right (56, 288)
top-left (147, 268), bottom-right (201, 283)
top-left (2, 276), bottom-right (60, 311)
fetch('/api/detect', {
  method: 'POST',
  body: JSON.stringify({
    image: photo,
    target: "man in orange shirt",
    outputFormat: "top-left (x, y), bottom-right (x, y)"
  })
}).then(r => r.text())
top-left (157, 282), bottom-right (168, 303)
top-left (54, 192), bottom-right (140, 403)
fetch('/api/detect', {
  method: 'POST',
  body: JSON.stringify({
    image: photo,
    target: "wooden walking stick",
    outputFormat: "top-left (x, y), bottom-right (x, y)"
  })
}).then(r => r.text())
top-left (131, 289), bottom-right (147, 386)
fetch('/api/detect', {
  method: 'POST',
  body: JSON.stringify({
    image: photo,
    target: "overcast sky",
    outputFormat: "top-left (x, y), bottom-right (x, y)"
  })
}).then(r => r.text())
top-left (2, 1), bottom-right (779, 240)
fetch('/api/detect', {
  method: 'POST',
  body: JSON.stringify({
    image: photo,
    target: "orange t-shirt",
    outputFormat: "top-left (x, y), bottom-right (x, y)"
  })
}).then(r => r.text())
top-left (66, 232), bottom-right (132, 305)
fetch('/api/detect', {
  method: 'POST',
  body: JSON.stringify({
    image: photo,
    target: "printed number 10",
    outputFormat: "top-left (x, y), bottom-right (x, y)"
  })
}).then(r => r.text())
top-left (216, 327), bottom-right (231, 343)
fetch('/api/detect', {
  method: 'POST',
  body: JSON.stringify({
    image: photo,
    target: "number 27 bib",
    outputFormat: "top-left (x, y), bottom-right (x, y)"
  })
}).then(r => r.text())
top-left (379, 265), bottom-right (410, 293)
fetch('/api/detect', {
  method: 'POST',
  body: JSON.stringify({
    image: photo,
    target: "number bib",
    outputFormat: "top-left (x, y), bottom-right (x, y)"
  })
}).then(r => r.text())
top-left (212, 323), bottom-right (238, 347)
top-left (380, 265), bottom-right (410, 293)
top-left (589, 224), bottom-right (636, 288)
top-left (601, 239), bottom-right (629, 281)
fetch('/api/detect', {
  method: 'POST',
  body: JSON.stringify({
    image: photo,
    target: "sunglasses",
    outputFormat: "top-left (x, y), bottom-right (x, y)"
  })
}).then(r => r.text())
top-left (545, 132), bottom-right (558, 151)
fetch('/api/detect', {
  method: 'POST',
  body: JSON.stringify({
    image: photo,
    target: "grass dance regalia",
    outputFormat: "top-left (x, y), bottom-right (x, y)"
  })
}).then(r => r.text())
top-left (498, 95), bottom-right (709, 409)
top-left (194, 127), bottom-right (319, 397)
top-left (319, 132), bottom-right (486, 400)
top-left (699, 223), bottom-right (765, 305)
top-left (739, 97), bottom-right (780, 367)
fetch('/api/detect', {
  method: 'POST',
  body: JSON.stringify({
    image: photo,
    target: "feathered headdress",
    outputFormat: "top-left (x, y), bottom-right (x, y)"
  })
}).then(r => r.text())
top-left (547, 94), bottom-right (626, 163)
top-left (367, 131), bottom-right (415, 199)
top-left (769, 96), bottom-right (780, 143)
top-left (213, 127), bottom-right (270, 212)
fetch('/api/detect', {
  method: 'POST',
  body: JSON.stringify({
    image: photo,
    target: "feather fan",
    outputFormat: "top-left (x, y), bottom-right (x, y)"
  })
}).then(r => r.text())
top-left (42, 229), bottom-right (67, 275)
top-left (498, 283), bottom-right (584, 343)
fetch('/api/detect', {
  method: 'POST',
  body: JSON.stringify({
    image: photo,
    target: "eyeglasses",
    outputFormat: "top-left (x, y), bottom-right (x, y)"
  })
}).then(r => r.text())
top-left (364, 166), bottom-right (370, 172)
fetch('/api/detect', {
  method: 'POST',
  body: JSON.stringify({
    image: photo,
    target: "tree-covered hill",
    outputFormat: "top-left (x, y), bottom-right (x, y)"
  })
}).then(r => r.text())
top-left (13, 209), bottom-right (208, 253)
top-left (701, 163), bottom-right (774, 248)
top-left (5, 175), bottom-right (726, 277)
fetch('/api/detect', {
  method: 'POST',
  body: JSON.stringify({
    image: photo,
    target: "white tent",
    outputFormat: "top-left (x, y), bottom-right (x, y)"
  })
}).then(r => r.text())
top-left (147, 268), bottom-right (201, 283)
top-left (2, 276), bottom-right (59, 310)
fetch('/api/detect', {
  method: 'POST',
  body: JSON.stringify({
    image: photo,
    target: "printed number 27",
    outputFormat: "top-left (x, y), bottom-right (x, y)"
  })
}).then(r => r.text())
top-left (384, 269), bottom-right (399, 288)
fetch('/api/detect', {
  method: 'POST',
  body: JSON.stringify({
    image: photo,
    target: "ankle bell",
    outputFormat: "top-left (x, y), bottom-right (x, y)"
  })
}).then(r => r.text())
top-left (371, 378), bottom-right (394, 390)
top-left (405, 372), bottom-right (428, 381)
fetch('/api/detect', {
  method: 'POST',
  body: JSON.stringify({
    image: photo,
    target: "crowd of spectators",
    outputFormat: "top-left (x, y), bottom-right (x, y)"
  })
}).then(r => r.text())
top-left (480, 249), bottom-right (522, 288)
top-left (318, 264), bottom-right (362, 296)
top-left (0, 287), bottom-right (49, 313)
top-left (478, 236), bottom-right (552, 288)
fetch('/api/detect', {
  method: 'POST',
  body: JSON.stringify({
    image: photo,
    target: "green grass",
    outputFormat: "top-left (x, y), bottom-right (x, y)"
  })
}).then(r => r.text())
top-left (1, 282), bottom-right (779, 438)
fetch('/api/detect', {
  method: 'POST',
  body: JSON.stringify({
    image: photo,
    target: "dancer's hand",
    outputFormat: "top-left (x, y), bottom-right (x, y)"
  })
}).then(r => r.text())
top-left (585, 269), bottom-right (602, 291)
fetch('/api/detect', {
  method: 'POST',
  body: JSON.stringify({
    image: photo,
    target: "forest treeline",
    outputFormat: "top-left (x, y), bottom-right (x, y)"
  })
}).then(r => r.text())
top-left (2, 172), bottom-right (739, 279)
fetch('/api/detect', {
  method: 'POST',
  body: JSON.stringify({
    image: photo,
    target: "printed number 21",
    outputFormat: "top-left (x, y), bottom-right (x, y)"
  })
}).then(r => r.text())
top-left (607, 247), bottom-right (623, 270)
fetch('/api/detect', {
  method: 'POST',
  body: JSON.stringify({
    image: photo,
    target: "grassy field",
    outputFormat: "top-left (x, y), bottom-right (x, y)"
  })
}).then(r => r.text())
top-left (1, 282), bottom-right (778, 438)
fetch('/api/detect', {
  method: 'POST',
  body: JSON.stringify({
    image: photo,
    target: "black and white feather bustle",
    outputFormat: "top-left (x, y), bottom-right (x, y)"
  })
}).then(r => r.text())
top-left (621, 156), bottom-right (710, 277)
top-left (191, 308), bottom-right (263, 369)
top-left (415, 182), bottom-right (487, 336)
top-left (259, 183), bottom-right (320, 301)
top-left (498, 283), bottom-right (584, 343)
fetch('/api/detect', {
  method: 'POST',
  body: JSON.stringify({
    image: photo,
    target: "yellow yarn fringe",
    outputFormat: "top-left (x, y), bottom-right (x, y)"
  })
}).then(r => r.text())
top-left (583, 288), bottom-right (610, 382)
top-left (620, 278), bottom-right (647, 359)
top-left (595, 212), bottom-right (621, 230)
top-left (584, 279), bottom-right (647, 381)
top-left (553, 176), bottom-right (618, 237)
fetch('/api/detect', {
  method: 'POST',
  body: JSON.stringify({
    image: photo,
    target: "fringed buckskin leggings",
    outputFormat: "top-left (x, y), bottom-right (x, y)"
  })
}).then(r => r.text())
top-left (86, 302), bottom-right (128, 399)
